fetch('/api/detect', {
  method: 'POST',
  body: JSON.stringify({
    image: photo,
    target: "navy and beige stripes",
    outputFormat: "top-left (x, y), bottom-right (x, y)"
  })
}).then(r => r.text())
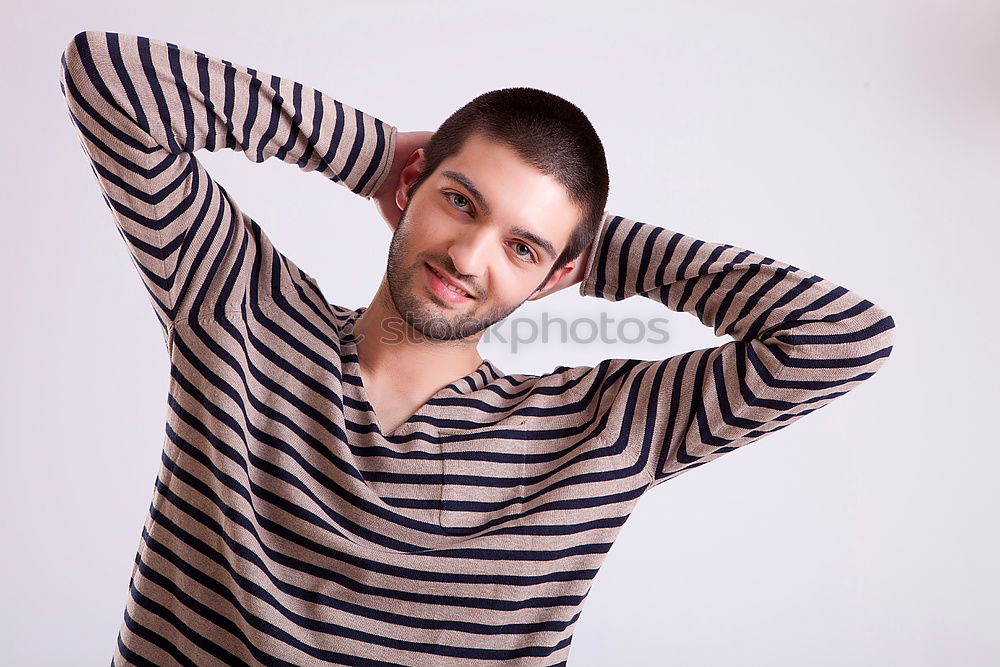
top-left (60, 30), bottom-right (896, 666)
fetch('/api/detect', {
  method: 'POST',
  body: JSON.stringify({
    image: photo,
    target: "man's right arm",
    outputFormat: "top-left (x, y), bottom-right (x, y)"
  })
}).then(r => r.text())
top-left (59, 30), bottom-right (397, 340)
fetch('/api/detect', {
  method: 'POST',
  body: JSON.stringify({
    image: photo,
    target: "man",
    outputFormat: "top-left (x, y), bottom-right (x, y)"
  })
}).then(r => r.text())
top-left (60, 29), bottom-right (895, 666)
top-left (355, 120), bottom-right (603, 435)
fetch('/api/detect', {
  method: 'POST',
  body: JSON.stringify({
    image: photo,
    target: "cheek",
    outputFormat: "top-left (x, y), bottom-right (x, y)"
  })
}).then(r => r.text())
top-left (408, 209), bottom-right (453, 245)
top-left (490, 269), bottom-right (540, 306)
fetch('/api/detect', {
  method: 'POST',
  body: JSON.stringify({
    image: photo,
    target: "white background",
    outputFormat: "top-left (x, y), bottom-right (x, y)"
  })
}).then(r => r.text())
top-left (2, 1), bottom-right (997, 664)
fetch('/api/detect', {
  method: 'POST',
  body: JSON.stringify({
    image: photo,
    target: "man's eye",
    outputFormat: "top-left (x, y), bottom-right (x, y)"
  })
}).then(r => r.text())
top-left (510, 241), bottom-right (537, 263)
top-left (448, 192), bottom-right (472, 212)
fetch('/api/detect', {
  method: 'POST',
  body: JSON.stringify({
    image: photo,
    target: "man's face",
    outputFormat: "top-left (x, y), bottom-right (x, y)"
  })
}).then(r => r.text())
top-left (385, 133), bottom-right (582, 341)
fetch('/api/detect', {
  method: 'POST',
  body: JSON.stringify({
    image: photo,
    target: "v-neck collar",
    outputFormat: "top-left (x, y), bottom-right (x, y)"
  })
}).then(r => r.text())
top-left (339, 307), bottom-right (503, 438)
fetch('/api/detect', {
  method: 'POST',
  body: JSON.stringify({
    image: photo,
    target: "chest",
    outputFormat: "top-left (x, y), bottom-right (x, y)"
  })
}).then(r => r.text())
top-left (363, 383), bottom-right (437, 436)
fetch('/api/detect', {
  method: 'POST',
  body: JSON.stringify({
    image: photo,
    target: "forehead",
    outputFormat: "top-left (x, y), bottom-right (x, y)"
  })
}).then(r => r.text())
top-left (435, 133), bottom-right (582, 251)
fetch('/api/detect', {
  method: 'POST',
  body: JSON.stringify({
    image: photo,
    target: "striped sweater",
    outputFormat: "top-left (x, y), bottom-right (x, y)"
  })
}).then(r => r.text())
top-left (59, 30), bottom-right (896, 667)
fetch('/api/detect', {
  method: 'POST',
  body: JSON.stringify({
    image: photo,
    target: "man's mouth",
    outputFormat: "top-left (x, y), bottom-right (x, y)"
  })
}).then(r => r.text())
top-left (425, 263), bottom-right (474, 300)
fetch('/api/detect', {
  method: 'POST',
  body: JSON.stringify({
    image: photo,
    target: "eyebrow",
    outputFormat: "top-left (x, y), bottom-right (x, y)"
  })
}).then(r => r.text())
top-left (441, 170), bottom-right (559, 261)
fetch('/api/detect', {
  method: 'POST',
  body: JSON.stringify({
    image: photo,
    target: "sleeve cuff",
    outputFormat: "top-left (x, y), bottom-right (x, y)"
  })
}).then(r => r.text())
top-left (358, 122), bottom-right (397, 200)
top-left (579, 211), bottom-right (614, 298)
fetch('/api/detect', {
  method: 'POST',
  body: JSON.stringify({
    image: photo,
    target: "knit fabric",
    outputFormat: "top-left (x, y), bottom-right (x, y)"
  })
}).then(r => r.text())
top-left (60, 30), bottom-right (896, 666)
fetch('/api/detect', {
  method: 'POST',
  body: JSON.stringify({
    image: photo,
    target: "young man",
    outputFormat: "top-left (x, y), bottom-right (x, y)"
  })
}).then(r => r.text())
top-left (60, 30), bottom-right (896, 666)
top-left (354, 123), bottom-right (604, 436)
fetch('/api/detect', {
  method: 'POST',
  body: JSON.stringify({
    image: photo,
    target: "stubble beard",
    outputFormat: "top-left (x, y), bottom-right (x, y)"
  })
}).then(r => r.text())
top-left (385, 200), bottom-right (525, 342)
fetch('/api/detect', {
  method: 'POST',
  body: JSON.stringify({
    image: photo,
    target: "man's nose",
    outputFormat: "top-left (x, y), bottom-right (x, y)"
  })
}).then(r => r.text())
top-left (447, 227), bottom-right (496, 282)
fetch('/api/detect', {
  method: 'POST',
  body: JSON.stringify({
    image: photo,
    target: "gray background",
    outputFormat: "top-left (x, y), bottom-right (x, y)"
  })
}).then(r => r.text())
top-left (2, 0), bottom-right (997, 664)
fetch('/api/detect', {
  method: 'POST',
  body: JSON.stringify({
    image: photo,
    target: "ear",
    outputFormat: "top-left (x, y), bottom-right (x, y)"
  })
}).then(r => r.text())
top-left (526, 240), bottom-right (594, 301)
top-left (525, 261), bottom-right (577, 301)
top-left (395, 148), bottom-right (427, 211)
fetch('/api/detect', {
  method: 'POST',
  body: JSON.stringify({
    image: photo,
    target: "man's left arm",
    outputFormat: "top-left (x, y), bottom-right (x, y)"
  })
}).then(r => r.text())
top-left (579, 212), bottom-right (896, 489)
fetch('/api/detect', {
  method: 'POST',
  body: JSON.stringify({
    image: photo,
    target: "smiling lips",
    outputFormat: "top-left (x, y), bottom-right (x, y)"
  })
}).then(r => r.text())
top-left (425, 263), bottom-right (475, 302)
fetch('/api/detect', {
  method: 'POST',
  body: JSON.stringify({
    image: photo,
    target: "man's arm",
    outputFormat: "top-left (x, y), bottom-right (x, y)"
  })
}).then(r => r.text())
top-left (59, 30), bottom-right (397, 343)
top-left (577, 212), bottom-right (896, 489)
top-left (371, 131), bottom-right (434, 233)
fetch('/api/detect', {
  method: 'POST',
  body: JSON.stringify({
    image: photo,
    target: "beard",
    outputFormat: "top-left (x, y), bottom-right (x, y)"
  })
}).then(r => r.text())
top-left (385, 198), bottom-right (526, 341)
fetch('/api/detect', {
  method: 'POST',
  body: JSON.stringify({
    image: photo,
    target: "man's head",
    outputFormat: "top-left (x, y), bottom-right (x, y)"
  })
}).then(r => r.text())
top-left (384, 87), bottom-right (609, 342)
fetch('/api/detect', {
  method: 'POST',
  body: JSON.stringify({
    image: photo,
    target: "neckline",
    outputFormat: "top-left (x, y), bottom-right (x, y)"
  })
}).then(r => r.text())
top-left (340, 307), bottom-right (501, 438)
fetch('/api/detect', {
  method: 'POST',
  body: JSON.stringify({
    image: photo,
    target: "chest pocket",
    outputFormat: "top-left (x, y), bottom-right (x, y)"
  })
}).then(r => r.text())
top-left (438, 419), bottom-right (528, 535)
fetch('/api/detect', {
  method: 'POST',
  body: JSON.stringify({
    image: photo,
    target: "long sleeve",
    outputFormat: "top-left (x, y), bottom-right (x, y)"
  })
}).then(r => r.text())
top-left (58, 30), bottom-right (397, 344)
top-left (578, 212), bottom-right (896, 489)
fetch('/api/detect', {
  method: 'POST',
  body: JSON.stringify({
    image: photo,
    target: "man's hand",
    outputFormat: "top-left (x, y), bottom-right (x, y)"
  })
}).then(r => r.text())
top-left (371, 131), bottom-right (434, 232)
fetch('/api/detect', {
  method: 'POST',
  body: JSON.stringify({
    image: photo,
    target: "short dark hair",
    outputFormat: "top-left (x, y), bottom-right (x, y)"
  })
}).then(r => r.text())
top-left (408, 87), bottom-right (609, 286)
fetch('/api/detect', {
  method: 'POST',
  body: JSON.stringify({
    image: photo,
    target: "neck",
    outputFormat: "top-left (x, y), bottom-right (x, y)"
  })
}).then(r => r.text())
top-left (353, 277), bottom-right (486, 395)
